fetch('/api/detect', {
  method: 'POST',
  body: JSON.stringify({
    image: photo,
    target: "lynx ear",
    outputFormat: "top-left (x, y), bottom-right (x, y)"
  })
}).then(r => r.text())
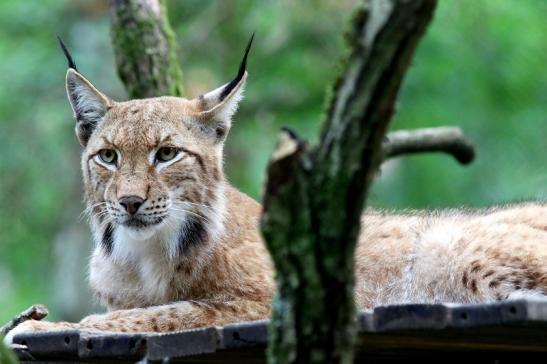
top-left (58, 37), bottom-right (110, 146)
top-left (192, 34), bottom-right (254, 142)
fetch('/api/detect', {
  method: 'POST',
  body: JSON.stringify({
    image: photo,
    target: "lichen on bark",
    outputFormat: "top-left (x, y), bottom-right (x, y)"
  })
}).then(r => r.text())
top-left (109, 0), bottom-right (183, 98)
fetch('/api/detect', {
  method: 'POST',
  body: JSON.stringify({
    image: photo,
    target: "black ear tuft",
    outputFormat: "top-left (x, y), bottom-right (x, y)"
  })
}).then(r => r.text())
top-left (219, 32), bottom-right (254, 102)
top-left (57, 36), bottom-right (78, 71)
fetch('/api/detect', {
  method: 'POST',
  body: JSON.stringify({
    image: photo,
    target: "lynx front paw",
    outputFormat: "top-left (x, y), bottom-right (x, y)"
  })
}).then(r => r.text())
top-left (3, 320), bottom-right (75, 346)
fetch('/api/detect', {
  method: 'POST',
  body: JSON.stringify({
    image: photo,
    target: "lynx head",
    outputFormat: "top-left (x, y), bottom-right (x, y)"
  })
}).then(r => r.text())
top-left (59, 36), bottom-right (253, 258)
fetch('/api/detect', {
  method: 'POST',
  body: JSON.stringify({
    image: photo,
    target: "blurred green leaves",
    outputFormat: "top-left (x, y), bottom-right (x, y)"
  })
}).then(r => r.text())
top-left (0, 337), bottom-right (17, 364)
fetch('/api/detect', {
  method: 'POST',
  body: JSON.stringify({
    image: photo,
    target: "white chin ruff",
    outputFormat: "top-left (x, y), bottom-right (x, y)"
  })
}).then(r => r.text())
top-left (123, 225), bottom-right (158, 241)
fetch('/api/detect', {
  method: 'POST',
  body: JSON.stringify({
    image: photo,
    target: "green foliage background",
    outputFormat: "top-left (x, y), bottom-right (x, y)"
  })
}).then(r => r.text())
top-left (0, 0), bottom-right (545, 323)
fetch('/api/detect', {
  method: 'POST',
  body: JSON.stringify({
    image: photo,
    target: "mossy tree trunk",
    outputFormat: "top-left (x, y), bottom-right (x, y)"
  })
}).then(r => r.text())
top-left (109, 0), bottom-right (183, 98)
top-left (261, 1), bottom-right (437, 363)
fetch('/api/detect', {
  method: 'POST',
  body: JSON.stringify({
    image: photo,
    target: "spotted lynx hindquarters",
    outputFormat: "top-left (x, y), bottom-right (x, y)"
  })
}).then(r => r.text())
top-left (4, 39), bottom-right (547, 343)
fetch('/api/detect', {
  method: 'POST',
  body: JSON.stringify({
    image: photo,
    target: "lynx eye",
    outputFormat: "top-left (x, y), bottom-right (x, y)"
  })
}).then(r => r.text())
top-left (98, 149), bottom-right (117, 165)
top-left (156, 147), bottom-right (179, 163)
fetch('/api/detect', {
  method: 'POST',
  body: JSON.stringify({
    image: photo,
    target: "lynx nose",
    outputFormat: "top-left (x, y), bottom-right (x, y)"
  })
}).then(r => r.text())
top-left (119, 195), bottom-right (145, 215)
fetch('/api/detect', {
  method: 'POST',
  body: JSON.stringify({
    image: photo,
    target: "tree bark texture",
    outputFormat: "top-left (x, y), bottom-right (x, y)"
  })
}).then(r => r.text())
top-left (261, 1), bottom-right (437, 363)
top-left (109, 0), bottom-right (183, 98)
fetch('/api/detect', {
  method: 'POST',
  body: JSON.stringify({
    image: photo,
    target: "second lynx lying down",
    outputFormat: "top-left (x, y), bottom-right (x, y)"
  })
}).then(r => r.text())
top-left (5, 38), bottom-right (546, 342)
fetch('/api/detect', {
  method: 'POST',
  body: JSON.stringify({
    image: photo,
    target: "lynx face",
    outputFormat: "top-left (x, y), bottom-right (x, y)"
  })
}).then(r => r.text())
top-left (82, 97), bottom-right (224, 240)
top-left (63, 37), bottom-right (252, 257)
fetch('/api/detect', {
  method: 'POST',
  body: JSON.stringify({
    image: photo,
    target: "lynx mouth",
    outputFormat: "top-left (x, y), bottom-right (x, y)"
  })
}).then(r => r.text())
top-left (121, 215), bottom-right (165, 229)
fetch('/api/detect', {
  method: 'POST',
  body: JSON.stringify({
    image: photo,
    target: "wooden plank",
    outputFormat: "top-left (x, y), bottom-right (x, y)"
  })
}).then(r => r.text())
top-left (355, 325), bottom-right (547, 354)
top-left (10, 300), bottom-right (547, 362)
top-left (145, 326), bottom-right (219, 362)
top-left (77, 332), bottom-right (146, 360)
top-left (357, 310), bottom-right (375, 332)
top-left (372, 304), bottom-right (449, 331)
top-left (220, 320), bottom-right (269, 349)
top-left (12, 330), bottom-right (81, 359)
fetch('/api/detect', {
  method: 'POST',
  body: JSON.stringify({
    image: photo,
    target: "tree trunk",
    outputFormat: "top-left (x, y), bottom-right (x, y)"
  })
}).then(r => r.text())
top-left (261, 1), bottom-right (437, 363)
top-left (109, 0), bottom-right (183, 98)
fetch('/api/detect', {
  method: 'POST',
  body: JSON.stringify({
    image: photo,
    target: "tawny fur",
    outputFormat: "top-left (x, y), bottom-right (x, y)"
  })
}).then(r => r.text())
top-left (5, 65), bottom-right (547, 343)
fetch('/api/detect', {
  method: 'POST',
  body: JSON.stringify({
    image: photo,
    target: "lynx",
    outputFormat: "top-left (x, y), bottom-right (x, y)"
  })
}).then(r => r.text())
top-left (4, 37), bottom-right (547, 344)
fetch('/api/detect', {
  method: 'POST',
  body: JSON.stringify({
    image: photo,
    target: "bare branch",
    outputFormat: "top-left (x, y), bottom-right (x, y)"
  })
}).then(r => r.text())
top-left (383, 127), bottom-right (476, 164)
top-left (0, 304), bottom-right (48, 337)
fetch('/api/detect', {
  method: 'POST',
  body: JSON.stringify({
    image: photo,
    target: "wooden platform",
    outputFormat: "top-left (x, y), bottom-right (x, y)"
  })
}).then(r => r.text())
top-left (11, 299), bottom-right (547, 362)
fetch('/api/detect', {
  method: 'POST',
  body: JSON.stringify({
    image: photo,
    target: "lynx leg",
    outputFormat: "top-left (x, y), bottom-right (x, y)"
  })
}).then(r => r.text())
top-left (4, 300), bottom-right (270, 345)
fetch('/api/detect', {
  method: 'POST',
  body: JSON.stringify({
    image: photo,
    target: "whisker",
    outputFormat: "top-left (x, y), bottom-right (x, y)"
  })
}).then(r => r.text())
top-left (80, 202), bottom-right (108, 220)
top-left (168, 207), bottom-right (212, 223)
top-left (172, 201), bottom-right (216, 211)
top-left (96, 213), bottom-right (115, 232)
top-left (168, 208), bottom-right (210, 221)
